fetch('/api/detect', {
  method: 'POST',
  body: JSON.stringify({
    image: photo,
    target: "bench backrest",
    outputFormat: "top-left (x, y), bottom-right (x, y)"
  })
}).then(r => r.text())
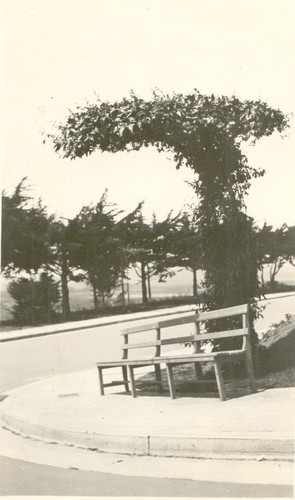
top-left (121, 304), bottom-right (250, 359)
top-left (195, 303), bottom-right (250, 350)
top-left (120, 304), bottom-right (250, 359)
top-left (120, 313), bottom-right (197, 360)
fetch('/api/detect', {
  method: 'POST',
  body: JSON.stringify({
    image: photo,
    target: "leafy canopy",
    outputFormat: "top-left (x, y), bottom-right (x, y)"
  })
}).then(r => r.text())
top-left (51, 90), bottom-right (287, 158)
top-left (50, 90), bottom-right (287, 201)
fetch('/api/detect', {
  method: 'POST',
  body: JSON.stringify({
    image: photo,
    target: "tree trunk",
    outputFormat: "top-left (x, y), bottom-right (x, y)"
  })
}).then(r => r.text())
top-left (270, 274), bottom-right (276, 289)
top-left (260, 266), bottom-right (265, 289)
top-left (121, 274), bottom-right (125, 306)
top-left (147, 265), bottom-right (152, 300)
top-left (92, 276), bottom-right (98, 310)
top-left (259, 266), bottom-right (266, 299)
top-left (30, 271), bottom-right (36, 326)
top-left (141, 261), bottom-right (148, 304)
top-left (61, 247), bottom-right (71, 321)
top-left (126, 279), bottom-right (130, 305)
top-left (44, 272), bottom-right (52, 324)
top-left (269, 261), bottom-right (279, 289)
top-left (192, 267), bottom-right (198, 298)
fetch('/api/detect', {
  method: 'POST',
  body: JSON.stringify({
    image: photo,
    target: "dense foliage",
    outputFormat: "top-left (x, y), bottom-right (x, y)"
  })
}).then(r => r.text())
top-left (8, 273), bottom-right (60, 325)
top-left (1, 179), bottom-right (54, 274)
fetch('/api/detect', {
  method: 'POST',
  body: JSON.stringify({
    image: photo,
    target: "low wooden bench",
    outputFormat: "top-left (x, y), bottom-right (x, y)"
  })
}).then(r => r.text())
top-left (96, 304), bottom-right (257, 401)
top-left (96, 313), bottom-right (197, 396)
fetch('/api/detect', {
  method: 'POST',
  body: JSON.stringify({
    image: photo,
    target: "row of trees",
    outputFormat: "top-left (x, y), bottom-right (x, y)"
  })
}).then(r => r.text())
top-left (2, 178), bottom-right (295, 325)
top-left (1, 179), bottom-right (201, 323)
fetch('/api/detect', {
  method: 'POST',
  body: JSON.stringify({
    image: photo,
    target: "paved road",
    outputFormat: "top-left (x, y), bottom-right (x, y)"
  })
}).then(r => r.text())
top-left (0, 321), bottom-right (123, 392)
top-left (0, 455), bottom-right (292, 497)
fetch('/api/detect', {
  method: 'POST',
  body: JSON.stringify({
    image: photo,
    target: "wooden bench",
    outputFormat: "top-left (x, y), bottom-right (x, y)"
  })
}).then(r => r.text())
top-left (96, 313), bottom-right (197, 396)
top-left (96, 304), bottom-right (257, 401)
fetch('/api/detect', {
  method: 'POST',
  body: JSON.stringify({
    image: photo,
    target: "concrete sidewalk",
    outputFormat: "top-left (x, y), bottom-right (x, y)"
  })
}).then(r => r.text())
top-left (1, 367), bottom-right (294, 461)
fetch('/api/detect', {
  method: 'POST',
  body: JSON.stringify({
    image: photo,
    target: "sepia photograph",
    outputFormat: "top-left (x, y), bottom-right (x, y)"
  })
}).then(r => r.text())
top-left (1, 0), bottom-right (294, 497)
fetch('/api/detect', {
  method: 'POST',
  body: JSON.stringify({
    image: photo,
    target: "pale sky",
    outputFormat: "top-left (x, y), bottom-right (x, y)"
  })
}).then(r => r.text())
top-left (1, 0), bottom-right (295, 227)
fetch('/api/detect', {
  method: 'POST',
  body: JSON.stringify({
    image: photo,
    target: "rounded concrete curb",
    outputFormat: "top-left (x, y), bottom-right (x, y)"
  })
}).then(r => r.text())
top-left (1, 408), bottom-right (293, 461)
top-left (1, 369), bottom-right (294, 462)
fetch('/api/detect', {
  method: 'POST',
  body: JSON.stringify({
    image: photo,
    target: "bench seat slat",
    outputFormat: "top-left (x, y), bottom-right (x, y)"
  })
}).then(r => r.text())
top-left (97, 359), bottom-right (155, 367)
top-left (126, 361), bottom-right (156, 367)
top-left (97, 360), bottom-right (127, 367)
top-left (158, 357), bottom-right (214, 364)
top-left (154, 354), bottom-right (215, 363)
top-left (154, 349), bottom-right (246, 364)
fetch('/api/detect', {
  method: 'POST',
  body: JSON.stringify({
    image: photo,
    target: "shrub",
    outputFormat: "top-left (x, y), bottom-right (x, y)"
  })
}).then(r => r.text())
top-left (8, 273), bottom-right (60, 326)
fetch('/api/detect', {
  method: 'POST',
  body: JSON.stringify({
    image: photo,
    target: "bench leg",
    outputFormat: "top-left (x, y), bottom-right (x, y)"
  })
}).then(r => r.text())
top-left (155, 364), bottom-right (163, 392)
top-left (128, 366), bottom-right (137, 398)
top-left (245, 352), bottom-right (257, 393)
top-left (213, 360), bottom-right (227, 401)
top-left (97, 367), bottom-right (104, 396)
top-left (122, 366), bottom-right (129, 393)
top-left (166, 364), bottom-right (176, 399)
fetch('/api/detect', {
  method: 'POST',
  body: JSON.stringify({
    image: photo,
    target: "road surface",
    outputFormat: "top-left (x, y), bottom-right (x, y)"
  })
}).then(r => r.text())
top-left (1, 454), bottom-right (292, 497)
